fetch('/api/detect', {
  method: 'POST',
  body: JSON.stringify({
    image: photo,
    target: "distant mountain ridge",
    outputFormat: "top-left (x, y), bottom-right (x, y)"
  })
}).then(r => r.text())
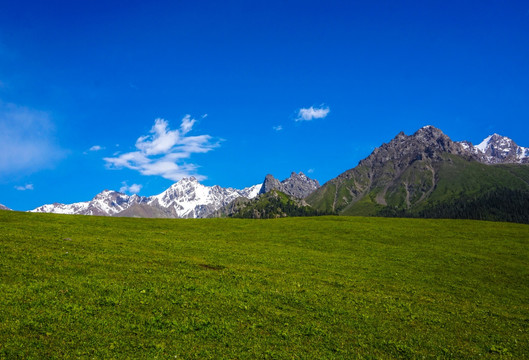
top-left (31, 177), bottom-right (262, 218)
top-left (0, 204), bottom-right (11, 211)
top-left (306, 126), bottom-right (529, 223)
top-left (30, 173), bottom-right (319, 218)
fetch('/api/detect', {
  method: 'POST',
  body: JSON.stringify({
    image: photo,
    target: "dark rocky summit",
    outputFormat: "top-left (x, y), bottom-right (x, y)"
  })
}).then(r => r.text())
top-left (259, 172), bottom-right (320, 199)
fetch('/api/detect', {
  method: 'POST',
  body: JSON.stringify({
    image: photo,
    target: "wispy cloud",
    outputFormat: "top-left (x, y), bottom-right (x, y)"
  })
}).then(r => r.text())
top-left (15, 184), bottom-right (34, 191)
top-left (273, 125), bottom-right (283, 131)
top-left (296, 105), bottom-right (330, 121)
top-left (307, 168), bottom-right (314, 174)
top-left (83, 145), bottom-right (105, 154)
top-left (104, 115), bottom-right (218, 181)
top-left (0, 101), bottom-right (65, 177)
top-left (119, 182), bottom-right (142, 194)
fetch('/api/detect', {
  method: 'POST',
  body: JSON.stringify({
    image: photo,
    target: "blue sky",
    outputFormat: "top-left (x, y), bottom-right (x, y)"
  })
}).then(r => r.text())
top-left (1, 0), bottom-right (528, 210)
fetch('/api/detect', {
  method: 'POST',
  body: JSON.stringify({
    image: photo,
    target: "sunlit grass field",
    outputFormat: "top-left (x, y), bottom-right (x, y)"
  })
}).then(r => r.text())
top-left (1, 211), bottom-right (528, 359)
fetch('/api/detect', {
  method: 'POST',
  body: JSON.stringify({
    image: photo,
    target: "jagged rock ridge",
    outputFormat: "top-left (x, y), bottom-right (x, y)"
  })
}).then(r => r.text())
top-left (259, 172), bottom-right (320, 199)
top-left (211, 172), bottom-right (321, 218)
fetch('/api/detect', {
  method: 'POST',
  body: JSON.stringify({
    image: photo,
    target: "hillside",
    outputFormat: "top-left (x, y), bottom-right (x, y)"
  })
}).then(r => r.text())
top-left (1, 211), bottom-right (528, 358)
top-left (213, 190), bottom-right (333, 219)
top-left (307, 126), bottom-right (529, 223)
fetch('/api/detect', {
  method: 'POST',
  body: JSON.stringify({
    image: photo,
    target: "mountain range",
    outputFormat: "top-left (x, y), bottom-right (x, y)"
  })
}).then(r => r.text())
top-left (30, 172), bottom-right (318, 218)
top-left (0, 204), bottom-right (11, 211)
top-left (16, 126), bottom-right (529, 222)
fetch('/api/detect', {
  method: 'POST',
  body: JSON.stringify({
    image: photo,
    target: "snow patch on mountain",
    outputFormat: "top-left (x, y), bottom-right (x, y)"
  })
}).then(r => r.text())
top-left (32, 202), bottom-right (90, 215)
top-left (475, 135), bottom-right (493, 153)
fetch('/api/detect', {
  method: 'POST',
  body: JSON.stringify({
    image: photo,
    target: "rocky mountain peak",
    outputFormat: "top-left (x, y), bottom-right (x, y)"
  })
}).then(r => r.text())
top-left (413, 125), bottom-right (448, 142)
top-left (176, 177), bottom-right (198, 185)
top-left (359, 126), bottom-right (467, 170)
top-left (468, 133), bottom-right (529, 164)
top-left (260, 174), bottom-right (282, 194)
top-left (259, 172), bottom-right (320, 199)
top-left (93, 190), bottom-right (119, 199)
top-left (307, 125), bottom-right (529, 219)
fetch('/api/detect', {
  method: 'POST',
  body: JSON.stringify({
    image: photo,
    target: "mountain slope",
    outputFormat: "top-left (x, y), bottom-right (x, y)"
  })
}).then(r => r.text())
top-left (0, 204), bottom-right (11, 211)
top-left (224, 190), bottom-right (333, 219)
top-left (306, 126), bottom-right (529, 222)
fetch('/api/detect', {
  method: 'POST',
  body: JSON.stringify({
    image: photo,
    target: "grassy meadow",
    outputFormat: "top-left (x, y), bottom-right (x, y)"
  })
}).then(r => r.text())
top-left (0, 210), bottom-right (528, 359)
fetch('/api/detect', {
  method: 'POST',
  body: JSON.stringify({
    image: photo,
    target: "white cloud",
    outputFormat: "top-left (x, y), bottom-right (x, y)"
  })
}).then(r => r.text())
top-left (104, 115), bottom-right (218, 181)
top-left (89, 145), bottom-right (103, 151)
top-left (296, 105), bottom-right (330, 121)
top-left (273, 125), bottom-right (283, 131)
top-left (119, 182), bottom-right (142, 194)
top-left (0, 101), bottom-right (65, 176)
top-left (307, 168), bottom-right (314, 174)
top-left (15, 184), bottom-right (34, 191)
top-left (180, 114), bottom-right (196, 135)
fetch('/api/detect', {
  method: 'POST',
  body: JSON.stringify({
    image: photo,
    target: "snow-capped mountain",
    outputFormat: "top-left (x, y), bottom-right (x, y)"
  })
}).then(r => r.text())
top-left (31, 190), bottom-right (149, 216)
top-left (0, 204), bottom-right (11, 211)
top-left (31, 178), bottom-right (262, 218)
top-left (146, 177), bottom-right (262, 218)
top-left (459, 134), bottom-right (529, 164)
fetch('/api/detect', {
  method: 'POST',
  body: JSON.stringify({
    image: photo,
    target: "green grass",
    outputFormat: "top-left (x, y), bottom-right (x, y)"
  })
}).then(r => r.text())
top-left (1, 211), bottom-right (528, 359)
top-left (427, 155), bottom-right (529, 204)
